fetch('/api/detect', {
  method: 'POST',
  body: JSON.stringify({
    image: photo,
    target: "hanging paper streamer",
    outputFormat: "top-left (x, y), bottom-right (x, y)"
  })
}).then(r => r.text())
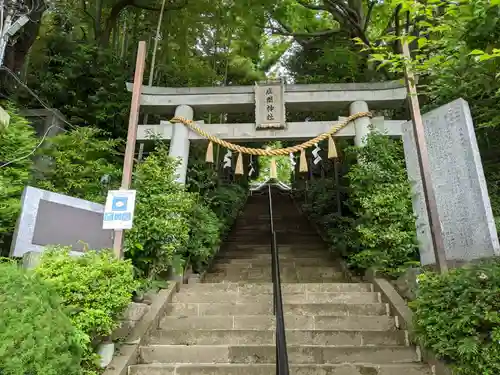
top-left (248, 156), bottom-right (255, 177)
top-left (299, 149), bottom-right (308, 173)
top-left (235, 152), bottom-right (244, 175)
top-left (312, 143), bottom-right (322, 165)
top-left (328, 136), bottom-right (338, 159)
top-left (223, 150), bottom-right (232, 169)
top-left (205, 141), bottom-right (214, 163)
top-left (269, 157), bottom-right (277, 179)
top-left (289, 152), bottom-right (296, 173)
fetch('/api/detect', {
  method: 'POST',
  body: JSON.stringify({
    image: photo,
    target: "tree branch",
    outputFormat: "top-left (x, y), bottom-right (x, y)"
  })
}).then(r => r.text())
top-left (296, 0), bottom-right (329, 11)
top-left (272, 28), bottom-right (340, 38)
top-left (132, 0), bottom-right (188, 12)
top-left (80, 0), bottom-right (96, 36)
top-left (99, 0), bottom-right (188, 46)
top-left (364, 0), bottom-right (376, 32)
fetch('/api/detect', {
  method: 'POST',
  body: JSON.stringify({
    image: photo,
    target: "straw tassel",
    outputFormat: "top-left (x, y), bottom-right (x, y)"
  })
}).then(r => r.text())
top-left (328, 135), bottom-right (338, 159)
top-left (270, 157), bottom-right (278, 179)
top-left (205, 141), bottom-right (214, 163)
top-left (299, 149), bottom-right (308, 173)
top-left (235, 152), bottom-right (244, 175)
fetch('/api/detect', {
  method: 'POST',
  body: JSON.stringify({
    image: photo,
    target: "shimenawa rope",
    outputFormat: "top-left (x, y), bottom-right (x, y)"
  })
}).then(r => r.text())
top-left (170, 111), bottom-right (372, 175)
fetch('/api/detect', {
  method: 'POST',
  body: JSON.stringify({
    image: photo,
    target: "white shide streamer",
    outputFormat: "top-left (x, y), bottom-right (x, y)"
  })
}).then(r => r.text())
top-left (248, 155), bottom-right (255, 177)
top-left (312, 143), bottom-right (322, 165)
top-left (223, 150), bottom-right (232, 168)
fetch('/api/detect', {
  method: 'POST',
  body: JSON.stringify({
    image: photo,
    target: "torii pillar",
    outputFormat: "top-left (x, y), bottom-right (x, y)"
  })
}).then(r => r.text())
top-left (169, 105), bottom-right (193, 184)
top-left (350, 101), bottom-right (371, 147)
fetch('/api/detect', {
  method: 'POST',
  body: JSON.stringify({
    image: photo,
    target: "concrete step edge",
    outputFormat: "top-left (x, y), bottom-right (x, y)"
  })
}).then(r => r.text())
top-left (128, 363), bottom-right (432, 375)
top-left (130, 363), bottom-right (429, 369)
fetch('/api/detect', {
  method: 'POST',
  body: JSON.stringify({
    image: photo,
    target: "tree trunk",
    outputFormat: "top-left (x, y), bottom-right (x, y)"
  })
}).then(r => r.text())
top-left (2, 2), bottom-right (46, 76)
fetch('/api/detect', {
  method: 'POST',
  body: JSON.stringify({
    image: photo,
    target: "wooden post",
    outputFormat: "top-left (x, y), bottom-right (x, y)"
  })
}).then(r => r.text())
top-left (402, 41), bottom-right (448, 273)
top-left (112, 41), bottom-right (147, 259)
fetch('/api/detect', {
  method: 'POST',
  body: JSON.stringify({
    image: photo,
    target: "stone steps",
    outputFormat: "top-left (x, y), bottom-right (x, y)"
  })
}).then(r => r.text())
top-left (159, 315), bottom-right (397, 331)
top-left (172, 290), bottom-right (381, 304)
top-left (181, 282), bottom-right (373, 293)
top-left (166, 302), bottom-right (388, 317)
top-left (203, 275), bottom-right (347, 283)
top-left (148, 329), bottom-right (407, 346)
top-left (203, 271), bottom-right (347, 283)
top-left (221, 244), bottom-right (328, 251)
top-left (213, 258), bottom-right (339, 266)
top-left (138, 344), bottom-right (420, 364)
top-left (129, 363), bottom-right (431, 375)
top-left (207, 265), bottom-right (345, 277)
top-left (130, 190), bottom-right (430, 375)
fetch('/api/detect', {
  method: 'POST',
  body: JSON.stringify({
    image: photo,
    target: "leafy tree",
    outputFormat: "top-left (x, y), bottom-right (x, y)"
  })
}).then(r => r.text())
top-left (20, 29), bottom-right (133, 139)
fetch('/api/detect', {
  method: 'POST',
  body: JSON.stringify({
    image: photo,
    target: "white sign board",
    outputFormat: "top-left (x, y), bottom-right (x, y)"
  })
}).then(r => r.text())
top-left (103, 190), bottom-right (137, 230)
top-left (254, 80), bottom-right (286, 130)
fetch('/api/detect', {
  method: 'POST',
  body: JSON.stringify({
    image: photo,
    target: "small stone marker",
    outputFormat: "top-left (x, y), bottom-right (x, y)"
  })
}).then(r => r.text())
top-left (0, 106), bottom-right (10, 130)
top-left (402, 98), bottom-right (500, 266)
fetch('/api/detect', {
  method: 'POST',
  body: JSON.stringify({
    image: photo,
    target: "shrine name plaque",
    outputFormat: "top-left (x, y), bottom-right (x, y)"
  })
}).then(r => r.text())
top-left (254, 80), bottom-right (286, 130)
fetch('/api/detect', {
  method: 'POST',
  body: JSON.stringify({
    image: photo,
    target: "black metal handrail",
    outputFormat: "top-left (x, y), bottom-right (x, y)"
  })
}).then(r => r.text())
top-left (267, 185), bottom-right (290, 375)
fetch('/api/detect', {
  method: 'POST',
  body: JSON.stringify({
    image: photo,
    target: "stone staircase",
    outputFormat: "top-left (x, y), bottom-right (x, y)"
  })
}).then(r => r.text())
top-left (129, 189), bottom-right (431, 375)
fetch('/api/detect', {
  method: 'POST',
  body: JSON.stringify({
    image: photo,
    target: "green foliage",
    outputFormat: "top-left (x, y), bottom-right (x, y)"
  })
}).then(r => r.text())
top-left (412, 260), bottom-right (500, 375)
top-left (361, 0), bottom-right (500, 210)
top-left (0, 261), bottom-right (83, 375)
top-left (300, 132), bottom-right (418, 277)
top-left (184, 197), bottom-right (222, 272)
top-left (257, 141), bottom-right (292, 183)
top-left (345, 132), bottom-right (419, 276)
top-left (0, 106), bottom-right (37, 246)
top-left (22, 30), bottom-right (132, 139)
top-left (126, 143), bottom-right (247, 278)
top-left (35, 247), bottom-right (137, 371)
top-left (35, 127), bottom-right (121, 203)
top-left (126, 145), bottom-right (192, 279)
top-left (205, 184), bottom-right (247, 233)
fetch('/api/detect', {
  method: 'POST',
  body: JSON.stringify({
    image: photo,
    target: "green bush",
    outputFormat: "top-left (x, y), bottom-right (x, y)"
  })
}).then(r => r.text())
top-left (0, 261), bottom-right (83, 375)
top-left (35, 127), bottom-right (121, 203)
top-left (345, 133), bottom-right (419, 276)
top-left (412, 260), bottom-right (500, 375)
top-left (125, 145), bottom-right (193, 279)
top-left (185, 198), bottom-right (222, 272)
top-left (35, 247), bottom-right (137, 371)
top-left (0, 106), bottom-right (38, 250)
top-left (298, 132), bottom-right (419, 277)
top-left (206, 184), bottom-right (247, 233)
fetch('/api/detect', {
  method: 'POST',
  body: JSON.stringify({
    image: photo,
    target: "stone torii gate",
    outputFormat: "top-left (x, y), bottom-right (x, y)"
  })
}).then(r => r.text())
top-left (127, 79), bottom-right (408, 184)
top-left (127, 79), bottom-right (499, 270)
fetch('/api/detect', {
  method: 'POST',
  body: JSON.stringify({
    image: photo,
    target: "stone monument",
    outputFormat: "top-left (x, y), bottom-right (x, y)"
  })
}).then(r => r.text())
top-left (11, 186), bottom-right (114, 259)
top-left (402, 98), bottom-right (500, 266)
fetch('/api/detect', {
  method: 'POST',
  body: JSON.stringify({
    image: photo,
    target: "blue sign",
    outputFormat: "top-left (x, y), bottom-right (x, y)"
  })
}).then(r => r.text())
top-left (112, 196), bottom-right (128, 211)
top-left (103, 190), bottom-right (136, 230)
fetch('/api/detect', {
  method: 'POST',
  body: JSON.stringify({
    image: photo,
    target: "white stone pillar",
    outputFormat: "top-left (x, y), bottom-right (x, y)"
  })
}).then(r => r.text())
top-left (350, 101), bottom-right (371, 147)
top-left (169, 105), bottom-right (193, 184)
